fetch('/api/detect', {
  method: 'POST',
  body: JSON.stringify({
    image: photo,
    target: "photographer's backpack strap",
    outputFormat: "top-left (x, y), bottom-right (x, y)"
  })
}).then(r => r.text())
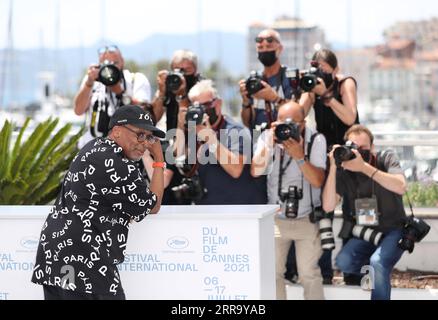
top-left (306, 132), bottom-right (322, 160)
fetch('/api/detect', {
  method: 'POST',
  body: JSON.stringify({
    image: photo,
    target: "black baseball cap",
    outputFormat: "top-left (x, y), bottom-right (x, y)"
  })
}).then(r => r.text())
top-left (108, 105), bottom-right (165, 138)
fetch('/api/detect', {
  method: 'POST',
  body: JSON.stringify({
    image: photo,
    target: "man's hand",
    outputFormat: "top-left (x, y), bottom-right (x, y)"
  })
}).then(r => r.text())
top-left (156, 70), bottom-right (168, 96)
top-left (196, 115), bottom-right (218, 146)
top-left (342, 149), bottom-right (366, 173)
top-left (328, 144), bottom-right (341, 168)
top-left (85, 64), bottom-right (100, 87)
top-left (283, 137), bottom-right (305, 160)
top-left (147, 139), bottom-right (164, 162)
top-left (253, 81), bottom-right (278, 102)
top-left (239, 79), bottom-right (251, 105)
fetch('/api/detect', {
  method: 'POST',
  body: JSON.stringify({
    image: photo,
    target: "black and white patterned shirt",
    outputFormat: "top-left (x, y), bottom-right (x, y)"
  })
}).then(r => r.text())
top-left (31, 138), bottom-right (157, 296)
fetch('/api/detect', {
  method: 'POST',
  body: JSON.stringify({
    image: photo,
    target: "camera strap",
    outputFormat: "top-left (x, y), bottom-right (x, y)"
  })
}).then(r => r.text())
top-left (277, 148), bottom-right (304, 203)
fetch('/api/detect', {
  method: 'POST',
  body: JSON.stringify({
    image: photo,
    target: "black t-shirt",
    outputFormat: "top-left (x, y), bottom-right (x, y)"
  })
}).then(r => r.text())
top-left (314, 77), bottom-right (360, 148)
top-left (32, 138), bottom-right (157, 296)
top-left (336, 149), bottom-right (406, 234)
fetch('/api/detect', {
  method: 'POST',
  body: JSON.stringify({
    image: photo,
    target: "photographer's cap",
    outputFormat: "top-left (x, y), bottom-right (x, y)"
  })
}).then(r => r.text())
top-left (108, 105), bottom-right (165, 138)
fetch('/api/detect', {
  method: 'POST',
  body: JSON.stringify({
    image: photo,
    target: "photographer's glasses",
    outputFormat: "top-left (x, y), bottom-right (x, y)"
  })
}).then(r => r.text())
top-left (255, 36), bottom-right (278, 44)
top-left (201, 98), bottom-right (217, 109)
top-left (98, 45), bottom-right (119, 56)
top-left (123, 126), bottom-right (157, 143)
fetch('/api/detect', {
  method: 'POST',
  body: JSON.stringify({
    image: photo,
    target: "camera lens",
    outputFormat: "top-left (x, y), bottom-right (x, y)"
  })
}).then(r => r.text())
top-left (319, 218), bottom-right (335, 251)
top-left (166, 73), bottom-right (183, 92)
top-left (352, 226), bottom-right (384, 246)
top-left (98, 62), bottom-right (121, 86)
top-left (275, 122), bottom-right (300, 142)
top-left (185, 104), bottom-right (205, 126)
top-left (300, 74), bottom-right (317, 92)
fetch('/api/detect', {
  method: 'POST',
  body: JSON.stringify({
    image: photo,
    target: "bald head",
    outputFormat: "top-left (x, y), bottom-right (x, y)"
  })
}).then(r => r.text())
top-left (277, 102), bottom-right (305, 123)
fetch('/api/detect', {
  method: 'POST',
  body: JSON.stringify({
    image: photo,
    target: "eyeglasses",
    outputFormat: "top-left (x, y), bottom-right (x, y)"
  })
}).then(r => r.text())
top-left (255, 36), bottom-right (278, 44)
top-left (98, 45), bottom-right (119, 56)
top-left (200, 98), bottom-right (217, 109)
top-left (123, 126), bottom-right (157, 143)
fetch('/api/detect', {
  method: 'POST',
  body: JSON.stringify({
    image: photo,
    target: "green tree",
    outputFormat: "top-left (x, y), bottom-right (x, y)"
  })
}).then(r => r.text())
top-left (0, 118), bottom-right (84, 205)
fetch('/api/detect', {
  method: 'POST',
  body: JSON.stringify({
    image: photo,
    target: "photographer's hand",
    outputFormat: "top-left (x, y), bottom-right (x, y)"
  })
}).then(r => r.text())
top-left (196, 115), bottom-right (218, 146)
top-left (283, 137), bottom-right (305, 160)
top-left (312, 78), bottom-right (328, 97)
top-left (156, 70), bottom-right (168, 97)
top-left (239, 79), bottom-right (251, 105)
top-left (342, 149), bottom-right (365, 173)
top-left (86, 64), bottom-right (100, 86)
top-left (253, 81), bottom-right (278, 102)
top-left (328, 145), bottom-right (341, 168)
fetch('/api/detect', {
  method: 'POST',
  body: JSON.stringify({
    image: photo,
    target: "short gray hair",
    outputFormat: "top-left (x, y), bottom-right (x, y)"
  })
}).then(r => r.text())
top-left (188, 79), bottom-right (218, 101)
top-left (171, 50), bottom-right (198, 70)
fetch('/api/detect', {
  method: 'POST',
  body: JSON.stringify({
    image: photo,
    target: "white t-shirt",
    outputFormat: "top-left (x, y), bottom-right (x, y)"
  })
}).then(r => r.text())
top-left (255, 126), bottom-right (327, 218)
top-left (78, 70), bottom-right (151, 148)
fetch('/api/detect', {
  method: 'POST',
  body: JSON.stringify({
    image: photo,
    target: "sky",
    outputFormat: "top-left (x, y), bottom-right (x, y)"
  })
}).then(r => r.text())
top-left (1, 0), bottom-right (438, 49)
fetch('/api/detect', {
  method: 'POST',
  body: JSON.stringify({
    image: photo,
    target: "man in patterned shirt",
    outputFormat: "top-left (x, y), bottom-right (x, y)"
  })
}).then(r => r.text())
top-left (31, 105), bottom-right (165, 300)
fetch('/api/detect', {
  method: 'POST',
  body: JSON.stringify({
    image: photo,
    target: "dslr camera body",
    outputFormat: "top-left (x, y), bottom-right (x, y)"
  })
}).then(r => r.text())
top-left (398, 216), bottom-right (431, 253)
top-left (171, 156), bottom-right (208, 204)
top-left (274, 119), bottom-right (301, 142)
top-left (333, 141), bottom-right (358, 167)
top-left (98, 60), bottom-right (122, 87)
top-left (185, 102), bottom-right (205, 126)
top-left (166, 69), bottom-right (185, 93)
top-left (245, 71), bottom-right (264, 97)
top-left (171, 176), bottom-right (207, 204)
top-left (299, 64), bottom-right (335, 92)
top-left (280, 186), bottom-right (303, 219)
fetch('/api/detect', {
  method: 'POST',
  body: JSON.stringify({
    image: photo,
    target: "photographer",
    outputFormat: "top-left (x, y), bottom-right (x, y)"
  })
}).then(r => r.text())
top-left (183, 80), bottom-right (266, 205)
top-left (322, 125), bottom-right (407, 300)
top-left (152, 50), bottom-right (201, 131)
top-left (299, 48), bottom-right (360, 284)
top-left (239, 29), bottom-right (293, 134)
top-left (74, 45), bottom-right (152, 149)
top-left (251, 102), bottom-right (327, 300)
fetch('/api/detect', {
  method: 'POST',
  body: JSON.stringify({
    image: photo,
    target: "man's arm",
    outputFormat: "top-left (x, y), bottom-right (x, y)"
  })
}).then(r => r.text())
top-left (74, 65), bottom-right (100, 115)
top-left (342, 149), bottom-right (407, 196)
top-left (282, 137), bottom-right (325, 188)
top-left (251, 131), bottom-right (274, 177)
top-left (322, 161), bottom-right (341, 213)
top-left (147, 142), bottom-right (165, 214)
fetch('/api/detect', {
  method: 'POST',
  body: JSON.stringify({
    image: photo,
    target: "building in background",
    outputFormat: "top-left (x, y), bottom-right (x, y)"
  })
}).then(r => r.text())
top-left (247, 16), bottom-right (327, 73)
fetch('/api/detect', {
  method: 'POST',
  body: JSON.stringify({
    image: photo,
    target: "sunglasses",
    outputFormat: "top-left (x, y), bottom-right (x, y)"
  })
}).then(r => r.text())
top-left (98, 45), bottom-right (119, 56)
top-left (255, 36), bottom-right (278, 44)
top-left (123, 126), bottom-right (157, 143)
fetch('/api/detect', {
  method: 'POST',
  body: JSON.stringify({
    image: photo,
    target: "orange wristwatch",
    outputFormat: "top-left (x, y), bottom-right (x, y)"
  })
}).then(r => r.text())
top-left (152, 162), bottom-right (166, 169)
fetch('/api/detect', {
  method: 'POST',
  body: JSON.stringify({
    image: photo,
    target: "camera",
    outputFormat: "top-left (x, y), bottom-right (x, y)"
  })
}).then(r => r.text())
top-left (245, 71), bottom-right (264, 96)
top-left (299, 65), bottom-right (335, 92)
top-left (333, 141), bottom-right (358, 166)
top-left (274, 119), bottom-right (301, 142)
top-left (166, 69), bottom-right (184, 92)
top-left (398, 216), bottom-right (431, 253)
top-left (309, 208), bottom-right (335, 251)
top-left (352, 225), bottom-right (384, 246)
top-left (171, 176), bottom-right (207, 204)
top-left (280, 186), bottom-right (303, 219)
top-left (285, 68), bottom-right (301, 92)
top-left (185, 102), bottom-right (205, 126)
top-left (98, 60), bottom-right (122, 86)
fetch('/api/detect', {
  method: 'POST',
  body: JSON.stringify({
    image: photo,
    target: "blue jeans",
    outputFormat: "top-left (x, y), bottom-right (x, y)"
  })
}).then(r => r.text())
top-left (335, 229), bottom-right (404, 300)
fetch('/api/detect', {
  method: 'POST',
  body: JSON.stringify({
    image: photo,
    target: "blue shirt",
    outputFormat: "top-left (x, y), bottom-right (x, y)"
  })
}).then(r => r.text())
top-left (196, 116), bottom-right (267, 205)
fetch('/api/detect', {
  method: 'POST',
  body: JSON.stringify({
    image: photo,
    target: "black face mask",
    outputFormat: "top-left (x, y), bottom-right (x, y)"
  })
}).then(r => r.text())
top-left (359, 150), bottom-right (372, 163)
top-left (258, 50), bottom-right (277, 67)
top-left (206, 107), bottom-right (219, 125)
top-left (184, 74), bottom-right (198, 93)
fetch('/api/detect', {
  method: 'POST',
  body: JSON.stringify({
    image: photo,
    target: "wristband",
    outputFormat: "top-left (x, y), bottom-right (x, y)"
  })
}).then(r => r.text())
top-left (152, 162), bottom-right (166, 169)
top-left (371, 168), bottom-right (379, 180)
